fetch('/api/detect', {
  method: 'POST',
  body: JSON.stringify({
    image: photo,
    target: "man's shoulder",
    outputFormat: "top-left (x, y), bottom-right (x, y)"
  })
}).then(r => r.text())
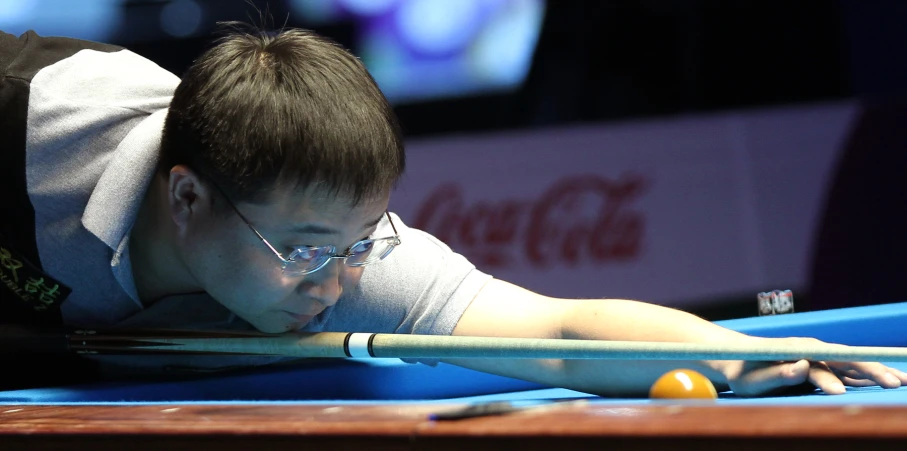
top-left (2, 29), bottom-right (123, 82)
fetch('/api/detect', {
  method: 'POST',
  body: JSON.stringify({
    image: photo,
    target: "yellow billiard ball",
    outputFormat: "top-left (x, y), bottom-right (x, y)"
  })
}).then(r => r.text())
top-left (649, 369), bottom-right (718, 400)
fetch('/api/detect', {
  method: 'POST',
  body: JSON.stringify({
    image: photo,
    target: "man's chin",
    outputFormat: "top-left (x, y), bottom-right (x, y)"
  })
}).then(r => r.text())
top-left (246, 319), bottom-right (301, 334)
top-left (234, 311), bottom-right (315, 334)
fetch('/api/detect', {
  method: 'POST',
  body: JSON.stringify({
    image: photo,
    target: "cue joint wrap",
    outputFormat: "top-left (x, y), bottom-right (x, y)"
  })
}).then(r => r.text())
top-left (344, 333), bottom-right (377, 358)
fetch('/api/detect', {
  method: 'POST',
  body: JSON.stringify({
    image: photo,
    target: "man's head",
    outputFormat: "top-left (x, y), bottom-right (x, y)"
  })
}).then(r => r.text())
top-left (160, 25), bottom-right (405, 204)
top-left (149, 26), bottom-right (405, 332)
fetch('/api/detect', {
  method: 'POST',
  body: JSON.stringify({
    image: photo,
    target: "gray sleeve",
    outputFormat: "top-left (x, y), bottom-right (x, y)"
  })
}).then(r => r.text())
top-left (305, 212), bottom-right (492, 339)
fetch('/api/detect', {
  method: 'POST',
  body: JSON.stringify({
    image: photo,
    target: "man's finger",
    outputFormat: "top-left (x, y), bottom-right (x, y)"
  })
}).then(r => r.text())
top-left (734, 360), bottom-right (811, 397)
top-left (880, 366), bottom-right (907, 386)
top-left (889, 367), bottom-right (907, 383)
top-left (838, 377), bottom-right (882, 387)
top-left (828, 362), bottom-right (903, 388)
top-left (808, 362), bottom-right (846, 395)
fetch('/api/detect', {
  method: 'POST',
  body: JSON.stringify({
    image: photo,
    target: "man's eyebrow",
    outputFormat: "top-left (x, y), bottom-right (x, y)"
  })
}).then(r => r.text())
top-left (363, 212), bottom-right (385, 229)
top-left (287, 224), bottom-right (340, 235)
top-left (288, 213), bottom-right (385, 236)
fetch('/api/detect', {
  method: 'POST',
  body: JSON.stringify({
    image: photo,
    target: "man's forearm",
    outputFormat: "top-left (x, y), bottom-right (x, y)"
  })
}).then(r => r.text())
top-left (447, 297), bottom-right (756, 396)
top-left (561, 299), bottom-right (748, 342)
top-left (554, 299), bottom-right (758, 395)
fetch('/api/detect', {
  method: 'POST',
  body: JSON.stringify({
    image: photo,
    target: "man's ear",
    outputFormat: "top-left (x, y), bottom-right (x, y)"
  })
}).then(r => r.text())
top-left (167, 165), bottom-right (212, 233)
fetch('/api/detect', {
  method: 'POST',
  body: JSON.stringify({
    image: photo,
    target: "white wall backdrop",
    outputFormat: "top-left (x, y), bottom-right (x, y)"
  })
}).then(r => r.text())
top-left (390, 101), bottom-right (857, 308)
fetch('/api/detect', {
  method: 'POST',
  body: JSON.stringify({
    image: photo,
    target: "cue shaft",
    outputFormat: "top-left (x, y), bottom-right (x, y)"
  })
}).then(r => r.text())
top-left (66, 331), bottom-right (907, 363)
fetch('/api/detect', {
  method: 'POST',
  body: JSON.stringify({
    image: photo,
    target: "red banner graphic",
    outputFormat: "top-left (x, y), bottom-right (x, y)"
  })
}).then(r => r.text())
top-left (413, 174), bottom-right (650, 268)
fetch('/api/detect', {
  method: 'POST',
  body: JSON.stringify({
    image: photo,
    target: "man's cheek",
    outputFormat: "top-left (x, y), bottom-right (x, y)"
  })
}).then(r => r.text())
top-left (343, 267), bottom-right (365, 287)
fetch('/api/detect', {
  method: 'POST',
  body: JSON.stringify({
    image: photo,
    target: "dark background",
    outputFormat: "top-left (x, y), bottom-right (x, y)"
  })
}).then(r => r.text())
top-left (111, 0), bottom-right (907, 139)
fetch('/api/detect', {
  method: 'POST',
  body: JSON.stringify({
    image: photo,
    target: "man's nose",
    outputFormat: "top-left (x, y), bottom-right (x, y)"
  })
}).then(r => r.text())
top-left (300, 259), bottom-right (345, 307)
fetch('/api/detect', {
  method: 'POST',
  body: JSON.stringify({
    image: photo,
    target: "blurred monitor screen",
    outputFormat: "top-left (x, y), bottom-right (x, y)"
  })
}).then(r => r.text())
top-left (0, 0), bottom-right (124, 43)
top-left (1, 0), bottom-right (546, 104)
top-left (290, 0), bottom-right (546, 103)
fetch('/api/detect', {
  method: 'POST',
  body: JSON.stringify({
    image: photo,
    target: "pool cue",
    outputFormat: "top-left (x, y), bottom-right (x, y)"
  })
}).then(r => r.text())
top-left (49, 329), bottom-right (907, 362)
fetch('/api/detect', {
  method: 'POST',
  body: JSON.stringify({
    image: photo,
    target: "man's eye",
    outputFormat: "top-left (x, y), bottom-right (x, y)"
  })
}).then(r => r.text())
top-left (290, 247), bottom-right (321, 261)
top-left (349, 240), bottom-right (374, 255)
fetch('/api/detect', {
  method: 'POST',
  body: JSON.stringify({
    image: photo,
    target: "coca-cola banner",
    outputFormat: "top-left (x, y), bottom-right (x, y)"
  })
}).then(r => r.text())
top-left (390, 101), bottom-right (858, 308)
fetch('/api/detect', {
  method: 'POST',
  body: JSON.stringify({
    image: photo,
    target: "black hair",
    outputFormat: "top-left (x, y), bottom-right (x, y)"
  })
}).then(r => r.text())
top-left (160, 24), bottom-right (405, 205)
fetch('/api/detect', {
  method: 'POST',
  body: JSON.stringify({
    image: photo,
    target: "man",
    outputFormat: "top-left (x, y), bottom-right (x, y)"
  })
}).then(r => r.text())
top-left (1, 26), bottom-right (903, 395)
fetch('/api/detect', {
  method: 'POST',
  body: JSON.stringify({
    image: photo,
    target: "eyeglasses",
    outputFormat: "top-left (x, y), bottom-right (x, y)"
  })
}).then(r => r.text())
top-left (210, 183), bottom-right (401, 276)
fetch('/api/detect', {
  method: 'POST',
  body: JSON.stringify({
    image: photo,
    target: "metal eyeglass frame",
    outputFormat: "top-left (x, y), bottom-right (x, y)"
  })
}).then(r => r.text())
top-left (210, 181), bottom-right (401, 276)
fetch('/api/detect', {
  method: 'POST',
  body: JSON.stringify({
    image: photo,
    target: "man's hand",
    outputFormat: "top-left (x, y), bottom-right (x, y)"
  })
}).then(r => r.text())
top-left (451, 280), bottom-right (907, 397)
top-left (721, 337), bottom-right (907, 397)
